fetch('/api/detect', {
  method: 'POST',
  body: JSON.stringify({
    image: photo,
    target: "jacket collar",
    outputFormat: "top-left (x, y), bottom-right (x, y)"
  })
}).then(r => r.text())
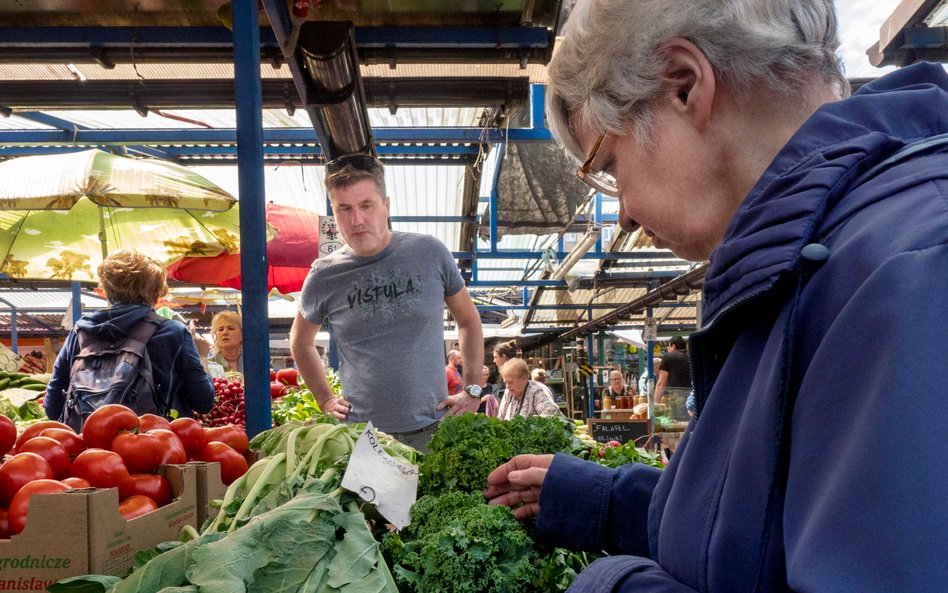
top-left (701, 63), bottom-right (948, 323)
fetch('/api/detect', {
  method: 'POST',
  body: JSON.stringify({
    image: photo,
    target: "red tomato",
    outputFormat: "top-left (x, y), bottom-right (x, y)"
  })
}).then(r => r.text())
top-left (7, 479), bottom-right (70, 535)
top-left (137, 414), bottom-right (172, 432)
top-left (270, 369), bottom-right (276, 381)
top-left (143, 429), bottom-right (185, 466)
top-left (204, 425), bottom-right (249, 454)
top-left (169, 418), bottom-right (207, 457)
top-left (119, 474), bottom-right (172, 507)
top-left (270, 381), bottom-right (288, 399)
top-left (197, 442), bottom-right (249, 485)
top-left (0, 415), bottom-right (16, 457)
top-left (62, 477), bottom-right (92, 489)
top-left (276, 368), bottom-right (299, 386)
top-left (81, 405), bottom-right (139, 450)
top-left (119, 495), bottom-right (158, 521)
top-left (17, 437), bottom-right (71, 479)
top-left (38, 428), bottom-right (86, 459)
top-left (110, 432), bottom-right (163, 474)
top-left (0, 452), bottom-right (54, 506)
top-left (13, 421), bottom-right (74, 453)
top-left (69, 449), bottom-right (129, 489)
top-left (0, 509), bottom-right (9, 539)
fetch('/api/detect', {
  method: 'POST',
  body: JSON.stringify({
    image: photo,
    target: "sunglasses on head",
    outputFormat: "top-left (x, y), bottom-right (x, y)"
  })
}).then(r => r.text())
top-left (325, 153), bottom-right (382, 175)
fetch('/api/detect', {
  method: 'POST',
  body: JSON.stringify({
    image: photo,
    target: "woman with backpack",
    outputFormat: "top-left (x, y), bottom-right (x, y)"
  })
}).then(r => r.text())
top-left (44, 250), bottom-right (215, 428)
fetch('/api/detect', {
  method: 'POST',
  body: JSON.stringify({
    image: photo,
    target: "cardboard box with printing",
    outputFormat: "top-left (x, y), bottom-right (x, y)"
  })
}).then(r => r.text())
top-left (0, 464), bottom-right (197, 592)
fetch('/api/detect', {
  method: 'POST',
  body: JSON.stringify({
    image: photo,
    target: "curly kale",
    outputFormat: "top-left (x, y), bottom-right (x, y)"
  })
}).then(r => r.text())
top-left (382, 492), bottom-right (540, 593)
top-left (419, 414), bottom-right (586, 497)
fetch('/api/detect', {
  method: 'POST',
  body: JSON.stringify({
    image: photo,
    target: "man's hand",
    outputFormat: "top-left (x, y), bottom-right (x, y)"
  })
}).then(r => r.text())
top-left (321, 396), bottom-right (351, 422)
top-left (436, 393), bottom-right (480, 416)
top-left (483, 454), bottom-right (554, 520)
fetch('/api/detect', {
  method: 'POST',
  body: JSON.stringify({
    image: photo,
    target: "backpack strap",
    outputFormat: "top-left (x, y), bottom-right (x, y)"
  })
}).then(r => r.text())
top-left (128, 310), bottom-right (165, 345)
top-left (130, 311), bottom-right (166, 411)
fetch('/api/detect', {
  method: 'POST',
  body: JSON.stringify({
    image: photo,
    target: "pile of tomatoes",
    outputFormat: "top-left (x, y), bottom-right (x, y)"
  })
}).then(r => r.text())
top-left (196, 377), bottom-right (247, 428)
top-left (0, 404), bottom-right (251, 539)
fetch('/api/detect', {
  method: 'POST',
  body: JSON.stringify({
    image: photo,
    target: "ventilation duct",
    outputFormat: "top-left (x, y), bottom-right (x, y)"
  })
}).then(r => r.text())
top-left (296, 21), bottom-right (373, 158)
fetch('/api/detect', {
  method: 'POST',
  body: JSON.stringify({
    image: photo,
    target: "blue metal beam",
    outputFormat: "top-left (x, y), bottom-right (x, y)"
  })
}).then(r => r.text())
top-left (0, 26), bottom-right (550, 50)
top-left (14, 112), bottom-right (173, 160)
top-left (0, 126), bottom-right (552, 146)
top-left (233, 0), bottom-right (271, 439)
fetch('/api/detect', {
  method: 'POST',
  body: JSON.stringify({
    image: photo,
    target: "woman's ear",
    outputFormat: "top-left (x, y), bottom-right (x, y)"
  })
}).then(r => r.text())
top-left (661, 38), bottom-right (716, 132)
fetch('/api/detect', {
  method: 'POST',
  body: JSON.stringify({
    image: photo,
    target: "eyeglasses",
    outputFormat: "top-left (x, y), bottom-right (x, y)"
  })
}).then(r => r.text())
top-left (575, 131), bottom-right (619, 197)
top-left (325, 153), bottom-right (383, 175)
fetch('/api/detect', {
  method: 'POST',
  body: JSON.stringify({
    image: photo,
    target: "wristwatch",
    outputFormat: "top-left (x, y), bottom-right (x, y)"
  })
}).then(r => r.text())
top-left (463, 384), bottom-right (483, 398)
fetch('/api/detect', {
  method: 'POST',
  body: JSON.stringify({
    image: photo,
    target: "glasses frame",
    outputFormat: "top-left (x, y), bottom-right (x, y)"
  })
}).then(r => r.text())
top-left (575, 131), bottom-right (620, 197)
top-left (325, 153), bottom-right (383, 175)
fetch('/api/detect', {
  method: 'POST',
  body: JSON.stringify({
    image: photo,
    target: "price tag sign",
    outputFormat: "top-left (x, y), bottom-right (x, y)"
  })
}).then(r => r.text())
top-left (341, 422), bottom-right (419, 529)
top-left (318, 216), bottom-right (343, 258)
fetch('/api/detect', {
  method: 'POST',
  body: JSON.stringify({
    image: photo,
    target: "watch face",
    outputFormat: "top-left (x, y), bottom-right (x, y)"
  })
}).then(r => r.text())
top-left (467, 384), bottom-right (483, 397)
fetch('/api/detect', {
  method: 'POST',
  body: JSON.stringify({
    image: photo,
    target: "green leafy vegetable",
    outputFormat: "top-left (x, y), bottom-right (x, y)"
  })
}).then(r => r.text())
top-left (419, 414), bottom-right (586, 497)
top-left (382, 492), bottom-right (540, 593)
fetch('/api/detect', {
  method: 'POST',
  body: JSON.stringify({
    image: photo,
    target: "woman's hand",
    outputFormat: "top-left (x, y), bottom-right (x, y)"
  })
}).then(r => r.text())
top-left (483, 454), bottom-right (554, 520)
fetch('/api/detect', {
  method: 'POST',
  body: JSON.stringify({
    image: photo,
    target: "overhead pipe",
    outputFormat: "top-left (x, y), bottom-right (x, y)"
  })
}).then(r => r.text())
top-left (296, 21), bottom-right (373, 158)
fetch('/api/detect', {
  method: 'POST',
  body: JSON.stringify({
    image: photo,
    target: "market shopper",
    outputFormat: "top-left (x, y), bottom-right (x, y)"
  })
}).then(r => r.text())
top-left (491, 339), bottom-right (518, 397)
top-left (191, 310), bottom-right (244, 373)
top-left (477, 365), bottom-right (500, 417)
top-left (44, 250), bottom-right (215, 421)
top-left (496, 358), bottom-right (561, 420)
top-left (445, 349), bottom-right (463, 395)
top-left (652, 336), bottom-right (690, 405)
top-left (484, 0), bottom-right (948, 591)
top-left (290, 153), bottom-right (484, 452)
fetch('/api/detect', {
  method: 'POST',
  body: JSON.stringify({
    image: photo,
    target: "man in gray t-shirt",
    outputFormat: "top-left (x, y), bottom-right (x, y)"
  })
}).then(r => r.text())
top-left (290, 154), bottom-right (484, 450)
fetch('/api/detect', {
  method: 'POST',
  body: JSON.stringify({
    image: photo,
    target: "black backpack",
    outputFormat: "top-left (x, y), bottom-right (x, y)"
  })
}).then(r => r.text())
top-left (60, 311), bottom-right (166, 431)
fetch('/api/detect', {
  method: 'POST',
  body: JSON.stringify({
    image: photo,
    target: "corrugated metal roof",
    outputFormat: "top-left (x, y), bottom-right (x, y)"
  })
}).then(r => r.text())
top-left (0, 289), bottom-right (107, 311)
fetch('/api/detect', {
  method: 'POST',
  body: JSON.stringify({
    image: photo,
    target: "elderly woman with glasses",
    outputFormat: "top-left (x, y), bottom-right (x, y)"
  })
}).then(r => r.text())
top-left (484, 0), bottom-right (948, 591)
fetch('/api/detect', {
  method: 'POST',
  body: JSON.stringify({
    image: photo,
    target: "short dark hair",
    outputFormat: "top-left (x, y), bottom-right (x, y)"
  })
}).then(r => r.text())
top-left (669, 336), bottom-right (687, 350)
top-left (324, 153), bottom-right (386, 196)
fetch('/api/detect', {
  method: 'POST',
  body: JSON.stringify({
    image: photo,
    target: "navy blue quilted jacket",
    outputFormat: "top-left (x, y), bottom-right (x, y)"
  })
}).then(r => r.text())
top-left (537, 63), bottom-right (948, 592)
top-left (45, 303), bottom-right (214, 420)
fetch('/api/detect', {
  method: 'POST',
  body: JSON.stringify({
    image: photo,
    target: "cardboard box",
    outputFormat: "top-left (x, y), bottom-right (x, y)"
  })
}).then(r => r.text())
top-left (189, 461), bottom-right (227, 528)
top-left (0, 464), bottom-right (197, 592)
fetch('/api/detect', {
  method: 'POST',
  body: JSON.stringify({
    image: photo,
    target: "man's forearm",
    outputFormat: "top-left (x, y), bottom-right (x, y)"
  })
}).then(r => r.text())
top-left (457, 320), bottom-right (484, 387)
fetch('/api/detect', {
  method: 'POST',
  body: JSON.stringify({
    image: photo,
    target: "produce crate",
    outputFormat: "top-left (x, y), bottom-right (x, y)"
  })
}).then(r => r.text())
top-left (0, 464), bottom-right (197, 592)
top-left (189, 461), bottom-right (226, 528)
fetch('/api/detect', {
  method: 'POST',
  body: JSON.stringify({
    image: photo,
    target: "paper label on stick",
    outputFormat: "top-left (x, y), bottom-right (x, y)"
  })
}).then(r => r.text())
top-left (341, 422), bottom-right (419, 529)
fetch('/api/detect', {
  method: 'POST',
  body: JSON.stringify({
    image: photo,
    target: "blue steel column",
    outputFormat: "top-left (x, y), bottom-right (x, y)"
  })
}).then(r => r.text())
top-left (586, 332), bottom-right (596, 419)
top-left (326, 197), bottom-right (339, 370)
top-left (233, 0), bottom-right (271, 438)
top-left (71, 282), bottom-right (82, 329)
top-left (9, 311), bottom-right (17, 353)
top-left (489, 145), bottom-right (503, 252)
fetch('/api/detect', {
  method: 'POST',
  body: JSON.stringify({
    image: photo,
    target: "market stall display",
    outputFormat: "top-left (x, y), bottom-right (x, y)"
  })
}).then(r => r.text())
top-left (49, 413), bottom-right (663, 593)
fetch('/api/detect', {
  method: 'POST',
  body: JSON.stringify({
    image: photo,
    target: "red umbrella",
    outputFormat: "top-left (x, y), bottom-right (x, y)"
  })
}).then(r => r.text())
top-left (167, 203), bottom-right (319, 293)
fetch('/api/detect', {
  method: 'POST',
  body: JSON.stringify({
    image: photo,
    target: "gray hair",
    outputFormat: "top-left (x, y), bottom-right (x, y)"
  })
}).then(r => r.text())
top-left (547, 0), bottom-right (849, 160)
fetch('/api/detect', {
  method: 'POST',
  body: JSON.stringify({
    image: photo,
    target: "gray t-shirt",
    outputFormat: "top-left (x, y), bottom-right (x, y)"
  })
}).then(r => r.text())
top-left (299, 231), bottom-right (465, 433)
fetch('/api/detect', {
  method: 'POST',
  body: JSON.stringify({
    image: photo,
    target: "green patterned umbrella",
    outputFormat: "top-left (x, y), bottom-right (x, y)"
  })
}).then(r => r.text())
top-left (0, 150), bottom-right (240, 281)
